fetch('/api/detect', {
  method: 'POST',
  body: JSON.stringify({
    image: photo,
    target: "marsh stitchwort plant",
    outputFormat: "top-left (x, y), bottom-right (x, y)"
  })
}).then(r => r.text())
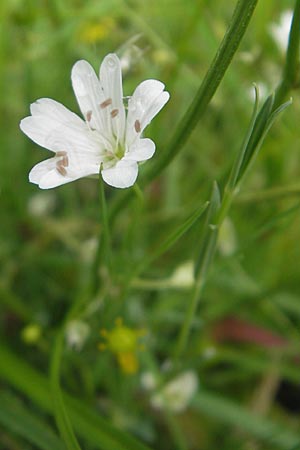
top-left (20, 53), bottom-right (169, 189)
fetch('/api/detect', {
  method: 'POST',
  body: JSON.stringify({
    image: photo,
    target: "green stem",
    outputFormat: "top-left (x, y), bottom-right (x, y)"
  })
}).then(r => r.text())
top-left (99, 178), bottom-right (111, 271)
top-left (49, 179), bottom-right (112, 450)
top-left (165, 412), bottom-right (189, 450)
top-left (133, 183), bottom-right (144, 203)
top-left (274, 0), bottom-right (300, 109)
top-left (89, 178), bottom-right (111, 298)
top-left (144, 0), bottom-right (259, 182)
top-left (173, 279), bottom-right (204, 363)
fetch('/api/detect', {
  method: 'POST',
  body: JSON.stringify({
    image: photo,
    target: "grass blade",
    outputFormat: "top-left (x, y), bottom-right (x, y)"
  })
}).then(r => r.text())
top-left (192, 390), bottom-right (300, 449)
top-left (0, 391), bottom-right (65, 450)
top-left (0, 342), bottom-right (153, 450)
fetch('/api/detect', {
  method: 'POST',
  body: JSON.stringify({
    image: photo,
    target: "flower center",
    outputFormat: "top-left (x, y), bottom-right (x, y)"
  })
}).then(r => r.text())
top-left (115, 142), bottom-right (125, 159)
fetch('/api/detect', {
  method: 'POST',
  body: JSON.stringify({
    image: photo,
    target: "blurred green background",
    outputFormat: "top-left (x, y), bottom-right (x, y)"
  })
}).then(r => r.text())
top-left (1, 0), bottom-right (300, 449)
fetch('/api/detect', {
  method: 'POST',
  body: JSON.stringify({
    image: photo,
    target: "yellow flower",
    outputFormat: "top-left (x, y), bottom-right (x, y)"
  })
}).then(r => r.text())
top-left (78, 18), bottom-right (115, 45)
top-left (98, 318), bottom-right (146, 374)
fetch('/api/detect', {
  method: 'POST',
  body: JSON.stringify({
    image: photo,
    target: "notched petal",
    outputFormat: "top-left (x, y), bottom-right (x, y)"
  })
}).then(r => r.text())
top-left (125, 138), bottom-right (155, 162)
top-left (101, 160), bottom-right (138, 188)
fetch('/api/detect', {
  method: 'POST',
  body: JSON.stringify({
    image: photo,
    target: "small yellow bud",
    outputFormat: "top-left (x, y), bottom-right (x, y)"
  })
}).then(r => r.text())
top-left (21, 324), bottom-right (42, 344)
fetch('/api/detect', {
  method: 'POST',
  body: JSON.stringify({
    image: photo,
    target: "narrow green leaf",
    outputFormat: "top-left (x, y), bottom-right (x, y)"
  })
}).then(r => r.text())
top-left (267, 98), bottom-right (293, 126)
top-left (238, 97), bottom-right (292, 185)
top-left (236, 93), bottom-right (274, 184)
top-left (227, 84), bottom-right (260, 190)
top-left (192, 390), bottom-right (300, 449)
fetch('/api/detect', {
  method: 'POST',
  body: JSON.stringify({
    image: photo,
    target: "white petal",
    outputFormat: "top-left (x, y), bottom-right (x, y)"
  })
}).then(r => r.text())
top-left (20, 99), bottom-right (90, 152)
top-left (30, 98), bottom-right (83, 126)
top-left (72, 60), bottom-right (108, 135)
top-left (21, 113), bottom-right (104, 166)
top-left (99, 54), bottom-right (126, 142)
top-left (101, 159), bottom-right (138, 188)
top-left (29, 157), bottom-right (99, 189)
top-left (126, 79), bottom-right (170, 145)
top-left (125, 138), bottom-right (155, 162)
top-left (29, 158), bottom-right (57, 185)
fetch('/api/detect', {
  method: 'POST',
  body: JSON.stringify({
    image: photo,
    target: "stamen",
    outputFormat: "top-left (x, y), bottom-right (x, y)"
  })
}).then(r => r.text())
top-left (86, 110), bottom-right (92, 122)
top-left (56, 162), bottom-right (67, 176)
top-left (134, 120), bottom-right (141, 133)
top-left (55, 151), bottom-right (69, 176)
top-left (62, 155), bottom-right (69, 167)
top-left (100, 98), bottom-right (112, 109)
top-left (110, 109), bottom-right (119, 118)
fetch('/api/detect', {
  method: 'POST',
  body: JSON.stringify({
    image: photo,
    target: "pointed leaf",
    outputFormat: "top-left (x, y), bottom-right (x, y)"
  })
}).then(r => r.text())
top-left (194, 182), bottom-right (221, 283)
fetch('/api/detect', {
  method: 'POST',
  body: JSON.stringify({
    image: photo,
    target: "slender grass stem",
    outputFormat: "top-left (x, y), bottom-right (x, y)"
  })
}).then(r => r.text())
top-left (50, 329), bottom-right (82, 450)
top-left (133, 183), bottom-right (144, 203)
top-left (165, 412), bottom-right (189, 450)
top-left (144, 0), bottom-right (259, 182)
top-left (173, 279), bottom-right (204, 363)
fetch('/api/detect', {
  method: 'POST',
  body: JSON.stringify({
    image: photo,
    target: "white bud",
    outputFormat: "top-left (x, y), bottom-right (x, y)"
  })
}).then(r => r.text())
top-left (150, 371), bottom-right (199, 414)
top-left (65, 320), bottom-right (90, 351)
top-left (140, 372), bottom-right (157, 391)
top-left (269, 10), bottom-right (293, 54)
top-left (218, 217), bottom-right (237, 256)
top-left (169, 261), bottom-right (194, 288)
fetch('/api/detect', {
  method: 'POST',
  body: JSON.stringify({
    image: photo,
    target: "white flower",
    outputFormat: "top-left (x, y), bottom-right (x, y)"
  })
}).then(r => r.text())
top-left (65, 320), bottom-right (90, 351)
top-left (150, 371), bottom-right (199, 413)
top-left (269, 10), bottom-right (293, 54)
top-left (141, 370), bottom-right (199, 414)
top-left (20, 53), bottom-right (170, 189)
